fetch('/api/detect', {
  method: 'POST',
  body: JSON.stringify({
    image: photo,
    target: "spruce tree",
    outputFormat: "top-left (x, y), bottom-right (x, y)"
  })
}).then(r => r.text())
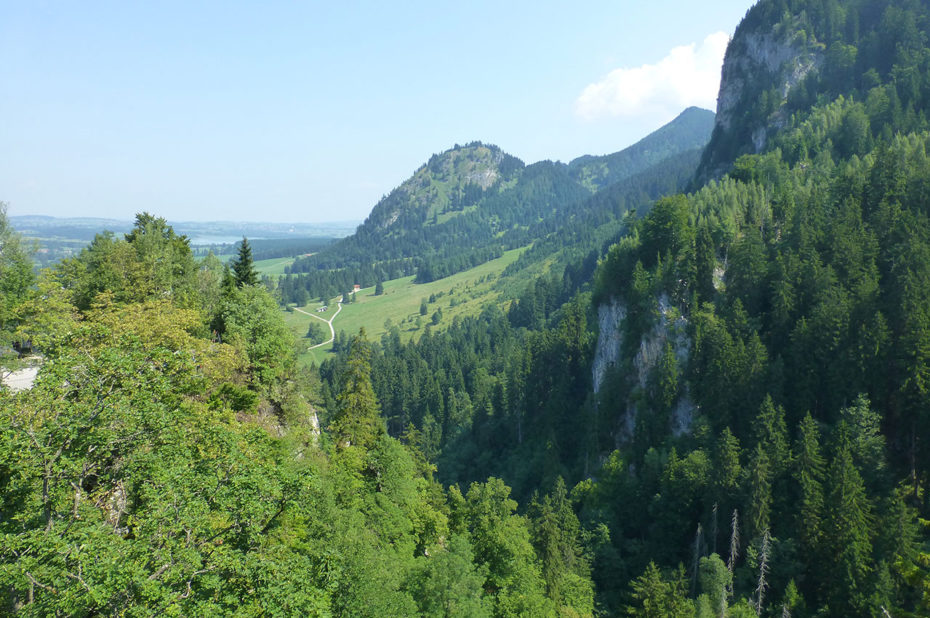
top-left (232, 236), bottom-right (259, 287)
top-left (794, 414), bottom-right (825, 578)
top-left (330, 329), bottom-right (383, 450)
top-left (746, 443), bottom-right (772, 540)
top-left (823, 440), bottom-right (873, 615)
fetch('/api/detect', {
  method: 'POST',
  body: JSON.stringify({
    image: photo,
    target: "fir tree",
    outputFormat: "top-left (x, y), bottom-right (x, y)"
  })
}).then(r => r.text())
top-left (330, 329), bottom-right (383, 450)
top-left (823, 441), bottom-right (874, 615)
top-left (232, 236), bottom-right (259, 287)
top-left (794, 413), bottom-right (825, 583)
top-left (746, 443), bottom-right (772, 540)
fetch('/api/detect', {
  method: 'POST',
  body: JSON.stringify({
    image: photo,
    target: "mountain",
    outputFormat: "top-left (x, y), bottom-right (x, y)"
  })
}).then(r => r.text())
top-left (570, 106), bottom-right (715, 191)
top-left (281, 112), bottom-right (715, 301)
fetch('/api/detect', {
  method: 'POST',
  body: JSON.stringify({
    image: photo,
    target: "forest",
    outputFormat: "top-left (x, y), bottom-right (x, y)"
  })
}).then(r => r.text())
top-left (6, 0), bottom-right (930, 615)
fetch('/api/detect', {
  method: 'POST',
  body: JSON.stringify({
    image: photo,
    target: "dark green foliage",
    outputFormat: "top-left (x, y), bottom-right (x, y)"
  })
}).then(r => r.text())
top-left (232, 236), bottom-right (259, 287)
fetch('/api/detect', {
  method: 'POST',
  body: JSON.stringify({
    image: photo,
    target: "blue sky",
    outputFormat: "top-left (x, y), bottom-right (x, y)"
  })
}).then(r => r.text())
top-left (1, 1), bottom-right (756, 223)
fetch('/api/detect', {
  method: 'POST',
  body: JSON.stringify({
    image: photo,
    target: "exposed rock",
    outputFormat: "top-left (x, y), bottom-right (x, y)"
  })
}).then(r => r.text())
top-left (97, 480), bottom-right (128, 535)
top-left (594, 294), bottom-right (696, 443)
top-left (1, 357), bottom-right (42, 392)
top-left (699, 18), bottom-right (824, 181)
top-left (592, 299), bottom-right (626, 395)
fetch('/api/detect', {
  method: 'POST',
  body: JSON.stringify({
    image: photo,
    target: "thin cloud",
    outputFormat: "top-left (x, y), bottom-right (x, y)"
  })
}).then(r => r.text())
top-left (574, 32), bottom-right (730, 121)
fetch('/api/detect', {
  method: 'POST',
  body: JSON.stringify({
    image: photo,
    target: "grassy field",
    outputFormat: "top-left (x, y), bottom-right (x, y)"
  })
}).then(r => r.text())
top-left (284, 247), bottom-right (527, 366)
top-left (254, 256), bottom-right (297, 275)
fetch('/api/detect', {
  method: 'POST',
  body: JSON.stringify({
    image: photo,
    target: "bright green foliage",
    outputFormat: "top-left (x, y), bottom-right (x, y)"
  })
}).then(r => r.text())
top-left (218, 284), bottom-right (296, 391)
top-left (454, 478), bottom-right (555, 617)
top-left (56, 213), bottom-right (197, 310)
top-left (641, 195), bottom-right (693, 269)
top-left (406, 535), bottom-right (490, 617)
top-left (330, 330), bottom-right (383, 451)
top-left (626, 562), bottom-right (694, 617)
top-left (0, 306), bottom-right (327, 615)
top-left (697, 553), bottom-right (731, 615)
top-left (0, 203), bottom-right (35, 348)
top-left (232, 237), bottom-right (259, 287)
top-left (528, 478), bottom-right (594, 616)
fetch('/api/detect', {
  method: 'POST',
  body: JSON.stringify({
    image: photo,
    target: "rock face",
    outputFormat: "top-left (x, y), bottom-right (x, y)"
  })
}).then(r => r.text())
top-left (593, 295), bottom-right (695, 442)
top-left (1, 364), bottom-right (40, 392)
top-left (592, 300), bottom-right (626, 395)
top-left (698, 18), bottom-right (824, 181)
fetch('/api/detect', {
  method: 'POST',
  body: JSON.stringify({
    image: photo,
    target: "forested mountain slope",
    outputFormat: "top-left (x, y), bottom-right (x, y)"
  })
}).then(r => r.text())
top-left (279, 109), bottom-right (714, 302)
top-left (570, 106), bottom-right (714, 191)
top-left (321, 0), bottom-right (930, 615)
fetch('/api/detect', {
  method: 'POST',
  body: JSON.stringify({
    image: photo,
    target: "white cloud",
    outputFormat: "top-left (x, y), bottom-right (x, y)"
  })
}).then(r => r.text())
top-left (574, 32), bottom-right (730, 121)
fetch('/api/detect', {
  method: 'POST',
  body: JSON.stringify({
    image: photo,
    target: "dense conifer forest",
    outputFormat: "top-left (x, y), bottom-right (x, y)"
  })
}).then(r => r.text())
top-left (6, 0), bottom-right (930, 615)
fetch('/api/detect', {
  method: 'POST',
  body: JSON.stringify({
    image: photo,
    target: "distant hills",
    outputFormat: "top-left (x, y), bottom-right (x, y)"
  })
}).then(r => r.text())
top-left (10, 216), bottom-right (358, 244)
top-left (283, 107), bottom-right (715, 296)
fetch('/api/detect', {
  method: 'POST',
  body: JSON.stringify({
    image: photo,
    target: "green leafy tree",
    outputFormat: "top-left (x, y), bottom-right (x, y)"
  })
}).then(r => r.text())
top-left (453, 478), bottom-right (555, 617)
top-left (406, 535), bottom-right (490, 617)
top-left (0, 203), bottom-right (35, 350)
top-left (217, 284), bottom-right (295, 390)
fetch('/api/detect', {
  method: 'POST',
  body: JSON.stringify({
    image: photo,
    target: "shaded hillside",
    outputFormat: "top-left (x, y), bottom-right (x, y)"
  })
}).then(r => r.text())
top-left (570, 106), bottom-right (714, 191)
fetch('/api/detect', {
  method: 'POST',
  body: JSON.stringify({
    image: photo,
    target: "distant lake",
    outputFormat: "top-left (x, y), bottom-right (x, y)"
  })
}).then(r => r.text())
top-left (186, 236), bottom-right (266, 245)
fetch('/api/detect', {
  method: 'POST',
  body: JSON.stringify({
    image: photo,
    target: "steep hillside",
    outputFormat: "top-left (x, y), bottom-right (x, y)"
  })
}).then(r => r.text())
top-left (570, 106), bottom-right (714, 191)
top-left (335, 0), bottom-right (930, 615)
top-left (697, 0), bottom-right (930, 182)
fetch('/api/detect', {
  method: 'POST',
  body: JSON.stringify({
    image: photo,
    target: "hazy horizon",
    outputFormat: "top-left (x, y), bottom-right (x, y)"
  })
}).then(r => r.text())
top-left (2, 1), bottom-right (754, 223)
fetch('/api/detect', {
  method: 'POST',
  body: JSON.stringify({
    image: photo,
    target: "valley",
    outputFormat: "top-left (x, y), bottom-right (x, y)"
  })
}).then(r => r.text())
top-left (7, 0), bottom-right (930, 615)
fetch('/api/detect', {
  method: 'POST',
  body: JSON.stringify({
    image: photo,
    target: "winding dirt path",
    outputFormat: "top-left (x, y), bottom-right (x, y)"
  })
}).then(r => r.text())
top-left (294, 302), bottom-right (343, 349)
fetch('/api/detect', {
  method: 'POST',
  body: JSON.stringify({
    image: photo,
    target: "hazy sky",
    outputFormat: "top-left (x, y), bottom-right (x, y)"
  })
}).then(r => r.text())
top-left (1, 1), bottom-right (756, 223)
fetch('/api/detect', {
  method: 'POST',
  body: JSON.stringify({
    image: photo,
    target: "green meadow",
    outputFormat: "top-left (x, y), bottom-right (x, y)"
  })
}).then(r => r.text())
top-left (284, 246), bottom-right (526, 366)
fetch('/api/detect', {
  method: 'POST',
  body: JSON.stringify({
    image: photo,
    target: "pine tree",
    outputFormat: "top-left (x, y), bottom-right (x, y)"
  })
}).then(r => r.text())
top-left (375, 279), bottom-right (384, 295)
top-left (330, 329), bottom-right (383, 450)
top-left (232, 237), bottom-right (259, 287)
top-left (627, 562), bottom-right (694, 617)
top-left (695, 224), bottom-right (717, 303)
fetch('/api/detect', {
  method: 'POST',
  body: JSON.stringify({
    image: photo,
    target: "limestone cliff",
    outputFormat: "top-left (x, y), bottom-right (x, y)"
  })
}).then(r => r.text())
top-left (593, 294), bottom-right (695, 443)
top-left (696, 16), bottom-right (824, 182)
